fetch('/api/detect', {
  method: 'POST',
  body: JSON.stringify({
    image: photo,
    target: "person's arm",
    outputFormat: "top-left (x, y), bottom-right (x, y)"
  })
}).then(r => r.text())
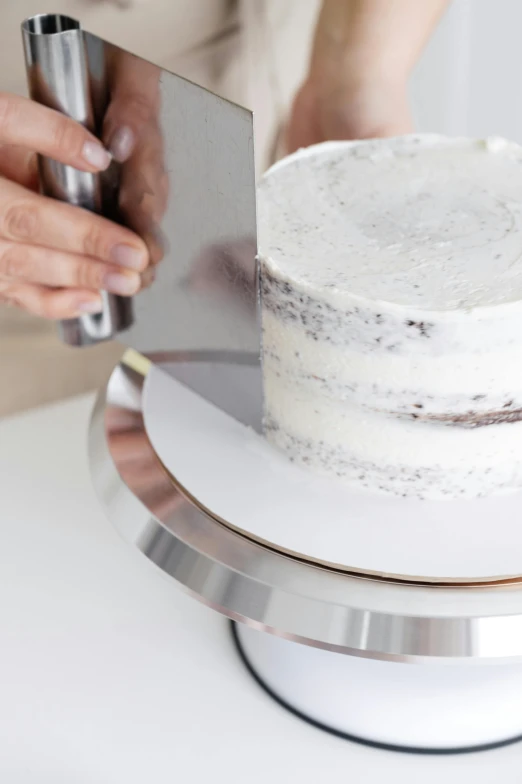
top-left (312, 0), bottom-right (448, 84)
top-left (285, 0), bottom-right (449, 153)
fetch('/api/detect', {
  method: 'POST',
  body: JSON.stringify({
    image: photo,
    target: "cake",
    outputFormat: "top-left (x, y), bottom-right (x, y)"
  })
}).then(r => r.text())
top-left (258, 135), bottom-right (522, 500)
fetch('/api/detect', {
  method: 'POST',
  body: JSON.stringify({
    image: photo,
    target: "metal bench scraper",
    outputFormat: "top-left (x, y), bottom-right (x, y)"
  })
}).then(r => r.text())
top-left (22, 13), bottom-right (261, 429)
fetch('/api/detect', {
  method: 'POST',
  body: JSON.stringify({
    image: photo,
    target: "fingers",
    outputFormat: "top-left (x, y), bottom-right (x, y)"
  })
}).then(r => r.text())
top-left (118, 123), bottom-right (168, 224)
top-left (0, 145), bottom-right (39, 190)
top-left (101, 53), bottom-right (168, 262)
top-left (0, 92), bottom-right (111, 172)
top-left (0, 281), bottom-right (103, 320)
top-left (0, 177), bottom-right (149, 269)
top-left (110, 90), bottom-right (168, 264)
top-left (118, 128), bottom-right (169, 264)
top-left (0, 239), bottom-right (141, 295)
top-left (0, 88), bottom-right (160, 324)
top-left (103, 54), bottom-right (161, 162)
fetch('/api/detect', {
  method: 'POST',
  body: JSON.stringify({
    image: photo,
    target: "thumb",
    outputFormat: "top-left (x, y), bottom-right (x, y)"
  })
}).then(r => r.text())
top-left (103, 53), bottom-right (161, 163)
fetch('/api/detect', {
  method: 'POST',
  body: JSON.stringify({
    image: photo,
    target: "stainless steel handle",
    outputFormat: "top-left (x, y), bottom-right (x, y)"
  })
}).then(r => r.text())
top-left (21, 13), bottom-right (132, 346)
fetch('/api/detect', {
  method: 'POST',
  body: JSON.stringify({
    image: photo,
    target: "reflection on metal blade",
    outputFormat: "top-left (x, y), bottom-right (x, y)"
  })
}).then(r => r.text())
top-left (23, 15), bottom-right (260, 426)
top-left (156, 357), bottom-right (262, 433)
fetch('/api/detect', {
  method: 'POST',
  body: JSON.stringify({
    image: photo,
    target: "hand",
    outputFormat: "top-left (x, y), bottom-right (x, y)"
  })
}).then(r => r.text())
top-left (285, 73), bottom-right (412, 154)
top-left (284, 0), bottom-right (448, 154)
top-left (0, 92), bottom-right (150, 319)
top-left (103, 49), bottom-right (169, 265)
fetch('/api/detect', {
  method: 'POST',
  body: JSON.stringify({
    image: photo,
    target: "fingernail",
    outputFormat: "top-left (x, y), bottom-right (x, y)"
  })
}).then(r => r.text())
top-left (109, 126), bottom-right (136, 162)
top-left (150, 226), bottom-right (169, 258)
top-left (104, 271), bottom-right (140, 296)
top-left (78, 298), bottom-right (103, 314)
top-left (82, 141), bottom-right (112, 170)
top-left (141, 266), bottom-right (156, 288)
top-left (111, 243), bottom-right (147, 270)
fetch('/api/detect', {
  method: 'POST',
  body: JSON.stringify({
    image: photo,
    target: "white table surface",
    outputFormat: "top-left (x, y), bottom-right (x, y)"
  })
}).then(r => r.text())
top-left (1, 394), bottom-right (522, 784)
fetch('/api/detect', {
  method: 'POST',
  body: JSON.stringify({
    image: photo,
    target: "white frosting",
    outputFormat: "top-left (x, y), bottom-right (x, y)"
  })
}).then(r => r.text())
top-left (265, 376), bottom-right (522, 500)
top-left (259, 135), bottom-right (522, 312)
top-left (258, 136), bottom-right (522, 499)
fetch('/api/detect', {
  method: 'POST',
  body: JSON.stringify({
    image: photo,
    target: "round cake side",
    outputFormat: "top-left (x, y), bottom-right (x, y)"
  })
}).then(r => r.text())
top-left (258, 136), bottom-right (522, 499)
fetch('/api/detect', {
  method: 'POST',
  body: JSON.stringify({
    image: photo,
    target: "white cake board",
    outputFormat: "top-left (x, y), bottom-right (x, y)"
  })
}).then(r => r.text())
top-left (143, 363), bottom-right (522, 584)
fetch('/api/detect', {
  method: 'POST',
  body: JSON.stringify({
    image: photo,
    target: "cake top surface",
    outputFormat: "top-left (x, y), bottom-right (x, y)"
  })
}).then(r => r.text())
top-left (258, 135), bottom-right (522, 312)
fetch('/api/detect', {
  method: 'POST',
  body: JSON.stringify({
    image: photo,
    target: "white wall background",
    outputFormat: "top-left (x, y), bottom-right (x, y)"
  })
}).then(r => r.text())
top-left (412, 0), bottom-right (522, 143)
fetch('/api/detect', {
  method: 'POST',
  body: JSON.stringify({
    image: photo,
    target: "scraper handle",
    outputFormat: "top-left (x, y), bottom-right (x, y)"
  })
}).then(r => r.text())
top-left (22, 13), bottom-right (132, 346)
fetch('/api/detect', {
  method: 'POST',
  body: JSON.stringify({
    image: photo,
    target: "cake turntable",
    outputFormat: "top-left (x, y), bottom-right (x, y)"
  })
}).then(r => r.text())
top-left (89, 348), bottom-right (522, 755)
top-left (23, 12), bottom-right (522, 757)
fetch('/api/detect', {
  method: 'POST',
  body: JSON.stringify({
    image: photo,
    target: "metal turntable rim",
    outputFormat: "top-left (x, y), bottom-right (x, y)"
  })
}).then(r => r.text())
top-left (158, 453), bottom-right (522, 589)
top-left (89, 352), bottom-right (522, 661)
